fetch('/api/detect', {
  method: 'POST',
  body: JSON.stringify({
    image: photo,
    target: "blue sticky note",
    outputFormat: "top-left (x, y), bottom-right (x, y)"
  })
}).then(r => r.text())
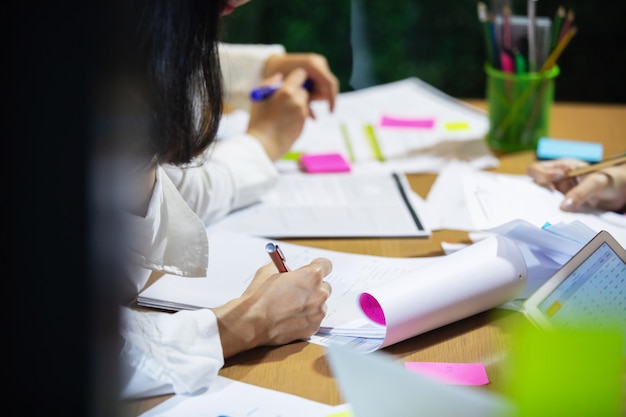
top-left (536, 137), bottom-right (603, 162)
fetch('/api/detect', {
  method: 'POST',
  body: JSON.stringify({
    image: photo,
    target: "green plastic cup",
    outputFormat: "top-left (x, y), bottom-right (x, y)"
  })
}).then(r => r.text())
top-left (485, 64), bottom-right (560, 153)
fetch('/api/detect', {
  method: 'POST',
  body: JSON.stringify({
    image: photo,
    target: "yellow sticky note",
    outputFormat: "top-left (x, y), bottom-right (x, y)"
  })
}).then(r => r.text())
top-left (444, 121), bottom-right (470, 131)
top-left (326, 411), bottom-right (352, 417)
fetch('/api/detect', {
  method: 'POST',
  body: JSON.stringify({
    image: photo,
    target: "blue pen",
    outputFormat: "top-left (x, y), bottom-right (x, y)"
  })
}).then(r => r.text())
top-left (249, 79), bottom-right (313, 101)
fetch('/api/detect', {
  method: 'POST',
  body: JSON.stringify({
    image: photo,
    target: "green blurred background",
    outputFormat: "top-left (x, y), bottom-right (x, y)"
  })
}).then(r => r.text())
top-left (221, 0), bottom-right (625, 103)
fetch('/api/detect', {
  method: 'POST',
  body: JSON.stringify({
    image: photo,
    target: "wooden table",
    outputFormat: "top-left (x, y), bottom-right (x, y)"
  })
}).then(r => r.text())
top-left (123, 101), bottom-right (626, 416)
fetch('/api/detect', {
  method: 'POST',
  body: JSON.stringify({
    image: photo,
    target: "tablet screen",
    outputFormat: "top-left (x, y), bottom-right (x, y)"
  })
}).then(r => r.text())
top-left (534, 242), bottom-right (625, 331)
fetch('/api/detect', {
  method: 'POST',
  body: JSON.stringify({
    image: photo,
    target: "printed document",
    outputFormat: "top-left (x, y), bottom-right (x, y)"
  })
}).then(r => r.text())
top-left (210, 171), bottom-right (433, 238)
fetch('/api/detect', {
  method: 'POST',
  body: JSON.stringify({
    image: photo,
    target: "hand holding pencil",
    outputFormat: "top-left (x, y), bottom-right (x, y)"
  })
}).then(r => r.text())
top-left (527, 156), bottom-right (626, 213)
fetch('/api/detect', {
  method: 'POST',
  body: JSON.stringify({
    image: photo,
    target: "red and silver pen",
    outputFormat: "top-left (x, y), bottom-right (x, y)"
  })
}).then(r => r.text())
top-left (265, 242), bottom-right (289, 273)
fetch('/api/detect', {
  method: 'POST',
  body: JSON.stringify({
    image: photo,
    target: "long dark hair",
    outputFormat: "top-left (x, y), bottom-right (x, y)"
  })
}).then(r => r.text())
top-left (131, 0), bottom-right (229, 165)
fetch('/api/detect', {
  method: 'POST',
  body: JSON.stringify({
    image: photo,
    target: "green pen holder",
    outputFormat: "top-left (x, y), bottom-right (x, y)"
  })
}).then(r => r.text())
top-left (485, 64), bottom-right (560, 153)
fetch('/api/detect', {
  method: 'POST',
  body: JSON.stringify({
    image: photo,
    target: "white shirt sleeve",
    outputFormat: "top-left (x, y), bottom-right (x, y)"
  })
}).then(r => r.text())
top-left (161, 134), bottom-right (279, 225)
top-left (119, 306), bottom-right (224, 399)
top-left (120, 167), bottom-right (222, 400)
top-left (125, 168), bottom-right (210, 293)
top-left (219, 42), bottom-right (286, 111)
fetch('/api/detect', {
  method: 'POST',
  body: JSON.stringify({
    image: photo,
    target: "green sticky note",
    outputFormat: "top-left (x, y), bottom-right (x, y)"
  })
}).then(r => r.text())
top-left (363, 124), bottom-right (384, 162)
top-left (340, 123), bottom-right (356, 162)
top-left (281, 150), bottom-right (303, 161)
top-left (508, 324), bottom-right (624, 417)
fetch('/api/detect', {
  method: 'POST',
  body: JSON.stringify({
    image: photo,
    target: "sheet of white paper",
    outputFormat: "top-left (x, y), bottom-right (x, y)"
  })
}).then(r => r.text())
top-left (217, 78), bottom-right (498, 174)
top-left (291, 78), bottom-right (498, 173)
top-left (360, 236), bottom-right (527, 350)
top-left (210, 172), bottom-right (433, 238)
top-left (427, 164), bottom-right (626, 245)
top-left (326, 344), bottom-right (514, 417)
top-left (481, 220), bottom-right (595, 302)
top-left (139, 376), bottom-right (342, 417)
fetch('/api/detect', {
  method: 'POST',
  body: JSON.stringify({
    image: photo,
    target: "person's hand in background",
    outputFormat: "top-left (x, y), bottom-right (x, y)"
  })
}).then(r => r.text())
top-left (262, 52), bottom-right (339, 115)
top-left (527, 158), bottom-right (626, 213)
top-left (246, 68), bottom-right (311, 160)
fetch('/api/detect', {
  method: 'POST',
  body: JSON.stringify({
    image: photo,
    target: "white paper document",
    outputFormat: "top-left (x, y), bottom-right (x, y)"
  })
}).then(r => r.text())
top-left (139, 376), bottom-right (343, 417)
top-left (477, 220), bottom-right (596, 304)
top-left (211, 171), bottom-right (432, 238)
top-left (295, 78), bottom-right (496, 172)
top-left (357, 235), bottom-right (527, 350)
top-left (427, 162), bottom-right (626, 245)
top-left (218, 77), bottom-right (498, 174)
top-left (138, 229), bottom-right (435, 350)
top-left (138, 230), bottom-right (528, 353)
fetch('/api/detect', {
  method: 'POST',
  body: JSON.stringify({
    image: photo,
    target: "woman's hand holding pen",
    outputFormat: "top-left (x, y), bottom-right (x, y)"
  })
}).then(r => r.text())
top-left (527, 158), bottom-right (626, 213)
top-left (212, 258), bottom-right (333, 358)
top-left (262, 52), bottom-right (339, 114)
top-left (246, 53), bottom-right (339, 160)
top-left (246, 68), bottom-right (311, 160)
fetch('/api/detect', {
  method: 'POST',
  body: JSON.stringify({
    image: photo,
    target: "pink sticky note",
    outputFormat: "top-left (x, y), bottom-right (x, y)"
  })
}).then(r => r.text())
top-left (404, 362), bottom-right (489, 386)
top-left (299, 153), bottom-right (351, 173)
top-left (379, 115), bottom-right (435, 129)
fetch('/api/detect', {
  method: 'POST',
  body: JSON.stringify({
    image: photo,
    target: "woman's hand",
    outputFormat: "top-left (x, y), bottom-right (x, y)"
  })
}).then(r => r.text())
top-left (262, 53), bottom-right (339, 114)
top-left (213, 257), bottom-right (333, 358)
top-left (246, 69), bottom-right (311, 160)
top-left (527, 158), bottom-right (626, 212)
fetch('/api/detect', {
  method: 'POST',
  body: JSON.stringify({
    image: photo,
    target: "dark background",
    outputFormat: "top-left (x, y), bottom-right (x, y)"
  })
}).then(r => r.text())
top-left (221, 0), bottom-right (626, 103)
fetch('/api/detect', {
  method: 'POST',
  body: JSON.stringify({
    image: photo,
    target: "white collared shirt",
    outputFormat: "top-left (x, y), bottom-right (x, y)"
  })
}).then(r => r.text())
top-left (120, 43), bottom-right (283, 399)
top-left (120, 168), bottom-right (223, 399)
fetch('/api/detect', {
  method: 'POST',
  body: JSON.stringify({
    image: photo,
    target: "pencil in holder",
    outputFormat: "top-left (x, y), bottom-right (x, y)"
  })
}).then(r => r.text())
top-left (485, 64), bottom-right (560, 153)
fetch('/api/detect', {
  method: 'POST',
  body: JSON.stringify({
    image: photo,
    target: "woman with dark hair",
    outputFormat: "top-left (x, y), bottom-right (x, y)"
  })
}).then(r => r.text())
top-left (118, 0), bottom-right (333, 398)
top-left (162, 43), bottom-right (340, 225)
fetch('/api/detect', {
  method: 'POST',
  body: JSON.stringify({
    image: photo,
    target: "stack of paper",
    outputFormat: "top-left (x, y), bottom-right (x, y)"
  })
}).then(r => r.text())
top-left (138, 229), bottom-right (528, 353)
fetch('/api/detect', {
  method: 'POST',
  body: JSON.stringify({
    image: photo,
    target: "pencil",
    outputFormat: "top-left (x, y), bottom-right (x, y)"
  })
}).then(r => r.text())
top-left (527, 0), bottom-right (538, 72)
top-left (550, 6), bottom-right (566, 52)
top-left (502, 5), bottom-right (512, 50)
top-left (477, 3), bottom-right (496, 67)
top-left (566, 154), bottom-right (626, 177)
top-left (558, 9), bottom-right (575, 44)
top-left (540, 26), bottom-right (577, 72)
top-left (487, 12), bottom-right (501, 70)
